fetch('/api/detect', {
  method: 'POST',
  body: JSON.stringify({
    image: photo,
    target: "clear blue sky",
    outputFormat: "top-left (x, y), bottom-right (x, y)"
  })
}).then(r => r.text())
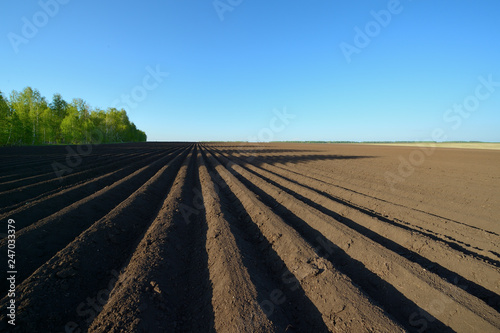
top-left (1, 0), bottom-right (499, 142)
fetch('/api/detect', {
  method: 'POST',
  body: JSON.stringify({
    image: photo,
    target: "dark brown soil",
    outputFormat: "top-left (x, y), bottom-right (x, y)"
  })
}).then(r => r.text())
top-left (0, 142), bottom-right (499, 332)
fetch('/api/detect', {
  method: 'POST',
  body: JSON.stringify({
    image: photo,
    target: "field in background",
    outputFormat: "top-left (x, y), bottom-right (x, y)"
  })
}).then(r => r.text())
top-left (0, 142), bottom-right (499, 332)
top-left (364, 142), bottom-right (500, 150)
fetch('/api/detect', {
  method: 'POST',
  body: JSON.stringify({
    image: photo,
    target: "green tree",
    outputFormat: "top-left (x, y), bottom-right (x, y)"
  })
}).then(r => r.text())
top-left (0, 91), bottom-right (10, 144)
top-left (37, 97), bottom-right (51, 144)
top-left (7, 87), bottom-right (48, 144)
top-left (49, 93), bottom-right (68, 143)
top-left (60, 103), bottom-right (81, 143)
top-left (40, 104), bottom-right (58, 144)
top-left (71, 98), bottom-right (92, 143)
top-left (27, 88), bottom-right (45, 144)
top-left (89, 109), bottom-right (107, 143)
top-left (2, 87), bottom-right (146, 145)
top-left (104, 108), bottom-right (121, 142)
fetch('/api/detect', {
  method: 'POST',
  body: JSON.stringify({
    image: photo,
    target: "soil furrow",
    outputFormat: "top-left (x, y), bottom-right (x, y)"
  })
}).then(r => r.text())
top-left (207, 147), bottom-right (500, 332)
top-left (1, 142), bottom-right (497, 332)
top-left (200, 147), bottom-right (336, 332)
top-left (0, 147), bottom-right (134, 178)
top-left (198, 147), bottom-right (275, 332)
top-left (0, 147), bottom-right (189, 297)
top-left (0, 147), bottom-right (178, 210)
top-left (0, 149), bottom-right (155, 192)
top-left (215, 148), bottom-right (500, 305)
top-left (204, 148), bottom-right (338, 332)
top-left (225, 148), bottom-right (500, 264)
top-left (88, 146), bottom-right (215, 332)
top-left (0, 149), bottom-right (172, 229)
top-left (202, 146), bottom-right (405, 332)
top-left (0, 145), bottom-right (190, 332)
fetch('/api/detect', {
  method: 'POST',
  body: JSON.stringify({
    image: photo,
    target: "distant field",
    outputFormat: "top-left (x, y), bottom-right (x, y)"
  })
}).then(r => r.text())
top-left (364, 142), bottom-right (500, 150)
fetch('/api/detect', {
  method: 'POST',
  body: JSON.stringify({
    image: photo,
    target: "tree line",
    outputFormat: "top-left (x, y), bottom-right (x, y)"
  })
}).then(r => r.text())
top-left (0, 87), bottom-right (147, 146)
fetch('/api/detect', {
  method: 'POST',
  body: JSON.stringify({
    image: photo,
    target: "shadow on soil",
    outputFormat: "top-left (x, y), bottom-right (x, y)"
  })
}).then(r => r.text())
top-left (201, 149), bottom-right (330, 332)
top-left (228, 162), bottom-right (453, 333)
top-left (209, 147), bottom-right (376, 166)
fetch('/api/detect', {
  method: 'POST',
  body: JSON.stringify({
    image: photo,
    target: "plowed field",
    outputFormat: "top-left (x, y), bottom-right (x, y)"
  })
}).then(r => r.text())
top-left (1, 142), bottom-right (499, 332)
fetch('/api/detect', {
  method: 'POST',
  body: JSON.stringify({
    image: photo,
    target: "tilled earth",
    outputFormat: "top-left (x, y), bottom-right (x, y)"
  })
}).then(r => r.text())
top-left (0, 142), bottom-right (499, 332)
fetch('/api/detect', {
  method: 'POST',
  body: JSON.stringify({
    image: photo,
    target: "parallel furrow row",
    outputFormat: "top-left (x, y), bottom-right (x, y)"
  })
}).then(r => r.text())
top-left (1, 143), bottom-right (497, 333)
top-left (201, 146), bottom-right (405, 332)
top-left (88, 147), bottom-right (214, 332)
top-left (205, 145), bottom-right (500, 332)
top-left (0, 146), bottom-right (189, 298)
top-left (0, 148), bottom-right (155, 191)
top-left (0, 145), bottom-right (190, 332)
top-left (211, 148), bottom-right (500, 302)
top-left (225, 148), bottom-right (500, 262)
top-left (0, 148), bottom-right (177, 228)
top-left (0, 147), bottom-right (178, 211)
